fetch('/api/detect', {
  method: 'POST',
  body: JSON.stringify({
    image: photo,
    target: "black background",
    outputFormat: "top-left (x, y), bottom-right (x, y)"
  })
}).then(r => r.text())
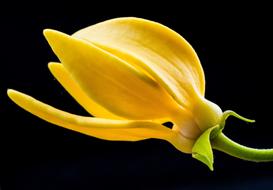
top-left (1, 5), bottom-right (273, 190)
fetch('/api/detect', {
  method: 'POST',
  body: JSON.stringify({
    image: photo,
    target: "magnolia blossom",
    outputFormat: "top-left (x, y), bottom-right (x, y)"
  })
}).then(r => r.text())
top-left (8, 17), bottom-right (273, 170)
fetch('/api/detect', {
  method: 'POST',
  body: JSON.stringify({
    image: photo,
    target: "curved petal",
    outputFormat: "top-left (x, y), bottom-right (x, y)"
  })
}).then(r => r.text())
top-left (73, 17), bottom-right (205, 108)
top-left (48, 62), bottom-right (122, 119)
top-left (43, 29), bottom-right (180, 120)
top-left (7, 89), bottom-right (194, 153)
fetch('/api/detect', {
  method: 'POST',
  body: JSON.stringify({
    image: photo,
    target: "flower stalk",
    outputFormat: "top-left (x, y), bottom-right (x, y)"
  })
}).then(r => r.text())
top-left (212, 133), bottom-right (273, 162)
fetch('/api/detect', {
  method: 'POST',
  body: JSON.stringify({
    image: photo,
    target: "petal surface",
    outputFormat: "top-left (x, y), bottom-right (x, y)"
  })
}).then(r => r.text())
top-left (48, 62), bottom-right (122, 119)
top-left (44, 29), bottom-right (179, 120)
top-left (7, 89), bottom-right (194, 153)
top-left (73, 17), bottom-right (205, 108)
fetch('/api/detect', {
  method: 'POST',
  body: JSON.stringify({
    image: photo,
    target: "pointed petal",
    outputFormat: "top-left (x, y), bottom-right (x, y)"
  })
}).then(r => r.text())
top-left (43, 29), bottom-right (179, 120)
top-left (48, 62), bottom-right (122, 119)
top-left (7, 90), bottom-right (165, 140)
top-left (7, 89), bottom-right (194, 153)
top-left (73, 17), bottom-right (205, 108)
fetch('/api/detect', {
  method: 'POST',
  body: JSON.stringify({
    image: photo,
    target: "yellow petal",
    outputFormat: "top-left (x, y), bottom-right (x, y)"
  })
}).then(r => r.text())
top-left (48, 62), bottom-right (122, 119)
top-left (43, 29), bottom-right (180, 120)
top-left (7, 89), bottom-right (194, 153)
top-left (73, 17), bottom-right (205, 108)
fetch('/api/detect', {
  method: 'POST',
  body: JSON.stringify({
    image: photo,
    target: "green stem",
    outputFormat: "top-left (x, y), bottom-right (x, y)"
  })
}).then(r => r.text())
top-left (212, 133), bottom-right (273, 162)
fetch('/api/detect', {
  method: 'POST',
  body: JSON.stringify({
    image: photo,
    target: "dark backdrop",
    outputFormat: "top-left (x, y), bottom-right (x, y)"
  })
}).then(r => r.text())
top-left (1, 8), bottom-right (273, 190)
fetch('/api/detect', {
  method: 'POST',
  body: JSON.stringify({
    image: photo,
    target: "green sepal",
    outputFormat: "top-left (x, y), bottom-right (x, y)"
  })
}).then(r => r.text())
top-left (210, 110), bottom-right (255, 142)
top-left (219, 110), bottom-right (255, 131)
top-left (192, 125), bottom-right (219, 171)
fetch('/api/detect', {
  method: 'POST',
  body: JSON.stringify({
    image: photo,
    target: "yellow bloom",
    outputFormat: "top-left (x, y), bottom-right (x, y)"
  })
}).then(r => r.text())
top-left (9, 17), bottom-right (272, 171)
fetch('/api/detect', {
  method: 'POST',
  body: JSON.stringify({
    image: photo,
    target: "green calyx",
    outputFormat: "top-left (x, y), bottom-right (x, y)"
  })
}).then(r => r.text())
top-left (192, 125), bottom-right (218, 171)
top-left (192, 110), bottom-right (259, 171)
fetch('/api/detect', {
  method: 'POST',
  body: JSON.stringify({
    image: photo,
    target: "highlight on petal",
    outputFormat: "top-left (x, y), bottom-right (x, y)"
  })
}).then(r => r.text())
top-left (7, 89), bottom-right (194, 153)
top-left (48, 62), bottom-right (122, 120)
top-left (43, 29), bottom-right (181, 120)
top-left (73, 17), bottom-right (205, 108)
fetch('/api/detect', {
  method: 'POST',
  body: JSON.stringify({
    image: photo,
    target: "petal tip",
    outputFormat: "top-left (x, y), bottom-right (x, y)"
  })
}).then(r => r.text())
top-left (43, 29), bottom-right (75, 64)
top-left (7, 89), bottom-right (17, 98)
top-left (48, 62), bottom-right (60, 70)
top-left (43, 29), bottom-right (71, 49)
top-left (43, 29), bottom-right (60, 39)
top-left (43, 29), bottom-right (56, 41)
top-left (7, 89), bottom-right (23, 104)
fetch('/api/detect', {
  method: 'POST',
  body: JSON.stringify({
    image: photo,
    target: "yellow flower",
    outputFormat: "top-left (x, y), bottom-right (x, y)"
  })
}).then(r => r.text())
top-left (8, 17), bottom-right (273, 171)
